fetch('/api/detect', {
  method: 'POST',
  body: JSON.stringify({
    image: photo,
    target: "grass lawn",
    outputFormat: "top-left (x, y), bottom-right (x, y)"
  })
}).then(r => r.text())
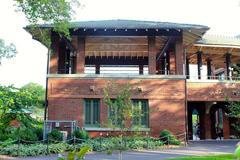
top-left (168, 154), bottom-right (236, 160)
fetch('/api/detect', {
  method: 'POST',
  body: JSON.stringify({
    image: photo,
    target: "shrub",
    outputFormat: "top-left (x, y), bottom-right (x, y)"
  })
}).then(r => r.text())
top-left (77, 136), bottom-right (163, 151)
top-left (35, 127), bottom-right (43, 140)
top-left (18, 127), bottom-right (38, 142)
top-left (0, 125), bottom-right (42, 142)
top-left (73, 129), bottom-right (89, 140)
top-left (0, 143), bottom-right (68, 157)
top-left (159, 129), bottom-right (180, 145)
top-left (48, 129), bottom-right (63, 142)
top-left (0, 126), bottom-right (17, 141)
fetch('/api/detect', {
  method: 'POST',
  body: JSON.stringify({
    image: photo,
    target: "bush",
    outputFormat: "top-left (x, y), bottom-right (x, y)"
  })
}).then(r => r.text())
top-left (0, 143), bottom-right (68, 157)
top-left (0, 125), bottom-right (43, 142)
top-left (77, 136), bottom-right (163, 151)
top-left (159, 129), bottom-right (180, 145)
top-left (18, 127), bottom-right (38, 142)
top-left (35, 126), bottom-right (43, 140)
top-left (73, 129), bottom-right (89, 140)
top-left (48, 129), bottom-right (63, 142)
top-left (0, 126), bottom-right (17, 141)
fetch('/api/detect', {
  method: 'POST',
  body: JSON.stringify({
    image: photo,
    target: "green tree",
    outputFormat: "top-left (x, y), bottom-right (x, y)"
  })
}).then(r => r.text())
top-left (227, 101), bottom-right (240, 137)
top-left (0, 85), bottom-right (41, 128)
top-left (21, 83), bottom-right (45, 119)
top-left (14, 0), bottom-right (80, 47)
top-left (103, 83), bottom-right (145, 160)
top-left (0, 39), bottom-right (17, 64)
top-left (21, 82), bottom-right (45, 107)
top-left (232, 64), bottom-right (240, 77)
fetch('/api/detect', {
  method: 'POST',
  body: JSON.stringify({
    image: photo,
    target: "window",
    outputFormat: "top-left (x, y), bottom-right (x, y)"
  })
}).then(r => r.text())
top-left (132, 100), bottom-right (149, 127)
top-left (84, 99), bottom-right (100, 127)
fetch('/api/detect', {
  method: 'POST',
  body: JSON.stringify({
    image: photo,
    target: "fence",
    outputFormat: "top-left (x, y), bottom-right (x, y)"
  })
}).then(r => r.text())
top-left (43, 120), bottom-right (77, 140)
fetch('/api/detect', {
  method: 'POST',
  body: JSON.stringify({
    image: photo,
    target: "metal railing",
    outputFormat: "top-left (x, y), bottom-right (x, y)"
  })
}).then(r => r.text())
top-left (188, 75), bottom-right (240, 81)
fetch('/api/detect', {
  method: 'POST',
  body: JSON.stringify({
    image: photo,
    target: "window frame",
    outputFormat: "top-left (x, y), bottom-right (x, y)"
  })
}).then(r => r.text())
top-left (84, 99), bottom-right (100, 127)
top-left (132, 99), bottom-right (149, 128)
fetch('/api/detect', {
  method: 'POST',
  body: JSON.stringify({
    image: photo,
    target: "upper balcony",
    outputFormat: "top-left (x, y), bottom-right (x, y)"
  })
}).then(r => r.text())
top-left (27, 20), bottom-right (238, 82)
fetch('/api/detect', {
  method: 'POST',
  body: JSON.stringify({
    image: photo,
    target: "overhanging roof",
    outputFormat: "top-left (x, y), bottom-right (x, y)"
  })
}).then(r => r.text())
top-left (25, 19), bottom-right (209, 47)
top-left (187, 35), bottom-right (240, 68)
top-left (38, 19), bottom-right (209, 30)
top-left (196, 34), bottom-right (240, 48)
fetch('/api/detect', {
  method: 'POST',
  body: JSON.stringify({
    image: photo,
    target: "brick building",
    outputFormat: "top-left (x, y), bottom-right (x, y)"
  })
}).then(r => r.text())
top-left (26, 20), bottom-right (240, 140)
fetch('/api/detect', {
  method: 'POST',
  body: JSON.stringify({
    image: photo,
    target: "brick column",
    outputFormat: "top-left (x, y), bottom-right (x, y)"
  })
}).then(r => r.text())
top-left (169, 51), bottom-right (176, 74)
top-left (50, 35), bottom-right (60, 74)
top-left (223, 112), bottom-right (230, 139)
top-left (77, 37), bottom-right (85, 73)
top-left (202, 113), bottom-right (211, 139)
top-left (175, 38), bottom-right (184, 75)
top-left (148, 36), bottom-right (156, 74)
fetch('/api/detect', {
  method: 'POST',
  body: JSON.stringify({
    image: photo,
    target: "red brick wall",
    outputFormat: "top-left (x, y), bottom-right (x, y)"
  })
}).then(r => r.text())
top-left (187, 82), bottom-right (240, 101)
top-left (47, 78), bottom-right (186, 137)
top-left (149, 99), bottom-right (185, 137)
top-left (48, 98), bottom-right (84, 127)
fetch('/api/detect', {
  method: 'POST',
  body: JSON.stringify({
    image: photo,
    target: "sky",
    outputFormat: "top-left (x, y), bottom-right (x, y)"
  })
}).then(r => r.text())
top-left (0, 0), bottom-right (239, 87)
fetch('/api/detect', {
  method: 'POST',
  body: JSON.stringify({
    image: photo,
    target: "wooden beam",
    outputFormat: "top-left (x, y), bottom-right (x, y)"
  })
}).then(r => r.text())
top-left (197, 51), bottom-right (202, 79)
top-left (156, 37), bottom-right (172, 61)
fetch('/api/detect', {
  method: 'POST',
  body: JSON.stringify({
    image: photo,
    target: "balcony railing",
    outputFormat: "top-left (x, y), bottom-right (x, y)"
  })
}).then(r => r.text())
top-left (54, 65), bottom-right (240, 81)
top-left (188, 75), bottom-right (240, 81)
top-left (84, 65), bottom-right (149, 75)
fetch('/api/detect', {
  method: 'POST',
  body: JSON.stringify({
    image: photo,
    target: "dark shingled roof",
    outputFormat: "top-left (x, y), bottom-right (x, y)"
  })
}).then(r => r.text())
top-left (38, 19), bottom-right (209, 30)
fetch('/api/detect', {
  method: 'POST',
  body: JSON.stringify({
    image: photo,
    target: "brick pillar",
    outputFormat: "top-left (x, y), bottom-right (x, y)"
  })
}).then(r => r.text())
top-left (50, 35), bottom-right (60, 74)
top-left (169, 51), bottom-right (176, 74)
top-left (223, 112), bottom-right (230, 139)
top-left (202, 113), bottom-right (211, 139)
top-left (148, 36), bottom-right (156, 74)
top-left (77, 37), bottom-right (85, 73)
top-left (175, 38), bottom-right (184, 75)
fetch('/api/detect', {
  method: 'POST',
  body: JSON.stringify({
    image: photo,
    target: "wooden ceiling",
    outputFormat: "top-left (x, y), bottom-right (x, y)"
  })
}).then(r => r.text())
top-left (72, 36), bottom-right (168, 58)
top-left (71, 35), bottom-right (240, 68)
top-left (186, 45), bottom-right (240, 68)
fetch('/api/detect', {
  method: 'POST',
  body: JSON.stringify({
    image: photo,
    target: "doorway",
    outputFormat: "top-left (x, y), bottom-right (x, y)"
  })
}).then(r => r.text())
top-left (211, 108), bottom-right (224, 139)
top-left (192, 109), bottom-right (200, 140)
